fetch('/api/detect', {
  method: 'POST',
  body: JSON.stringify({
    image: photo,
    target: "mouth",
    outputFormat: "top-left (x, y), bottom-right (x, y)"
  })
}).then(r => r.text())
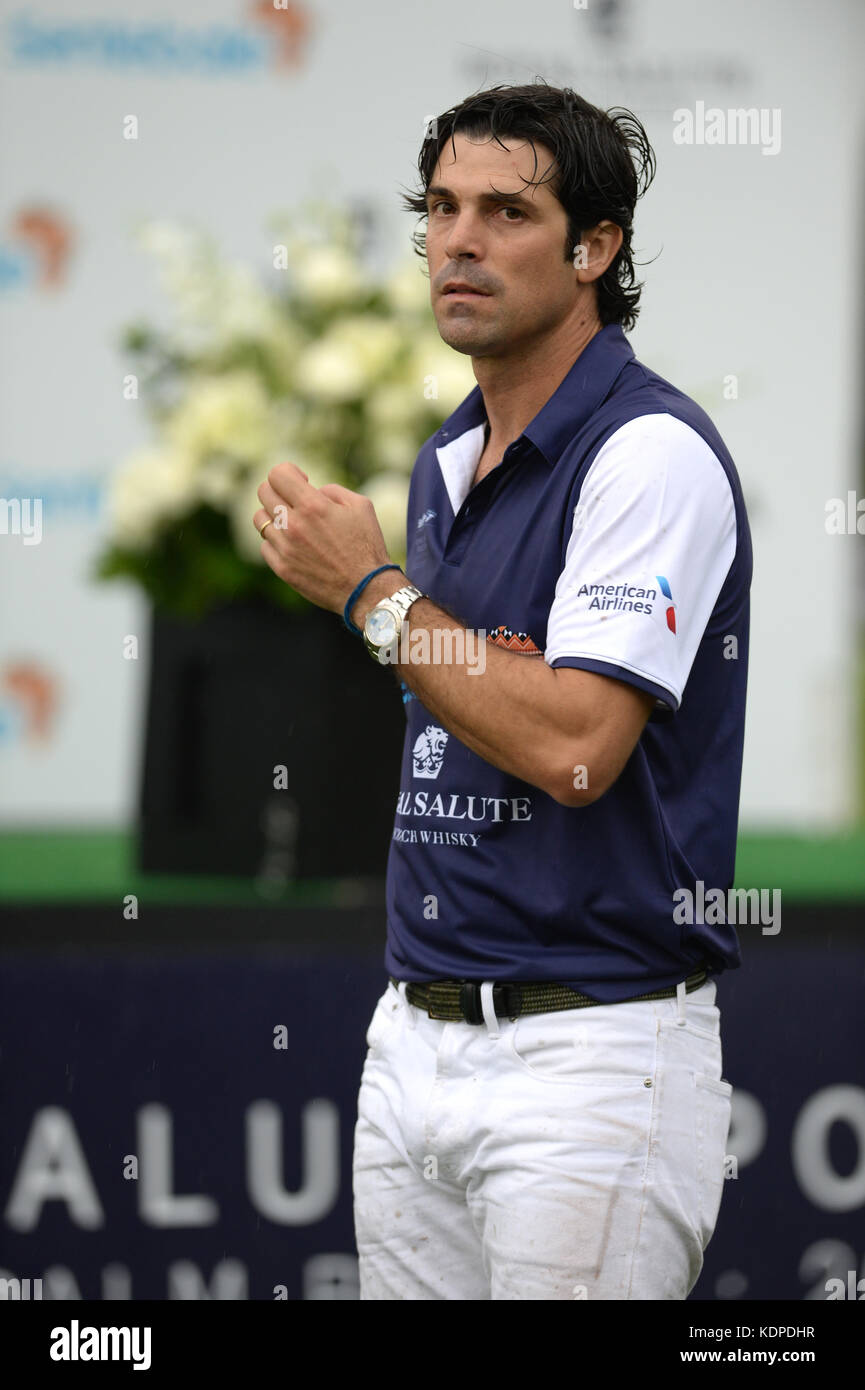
top-left (441, 287), bottom-right (492, 300)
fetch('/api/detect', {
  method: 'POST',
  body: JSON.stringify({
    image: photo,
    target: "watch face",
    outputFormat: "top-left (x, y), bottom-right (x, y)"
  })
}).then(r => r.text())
top-left (367, 608), bottom-right (398, 647)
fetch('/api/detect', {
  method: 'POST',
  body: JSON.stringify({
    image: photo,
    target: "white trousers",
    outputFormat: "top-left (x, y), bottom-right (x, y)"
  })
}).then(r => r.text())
top-left (353, 977), bottom-right (732, 1300)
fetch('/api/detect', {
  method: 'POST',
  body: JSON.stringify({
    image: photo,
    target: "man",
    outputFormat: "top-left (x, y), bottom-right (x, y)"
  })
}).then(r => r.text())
top-left (254, 81), bottom-right (751, 1300)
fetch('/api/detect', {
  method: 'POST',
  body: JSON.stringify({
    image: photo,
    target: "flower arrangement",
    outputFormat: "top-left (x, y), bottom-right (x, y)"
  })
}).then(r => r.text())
top-left (96, 202), bottom-right (475, 617)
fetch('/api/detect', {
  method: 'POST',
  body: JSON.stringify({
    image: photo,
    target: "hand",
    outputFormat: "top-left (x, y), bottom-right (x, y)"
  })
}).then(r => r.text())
top-left (254, 462), bottom-right (393, 617)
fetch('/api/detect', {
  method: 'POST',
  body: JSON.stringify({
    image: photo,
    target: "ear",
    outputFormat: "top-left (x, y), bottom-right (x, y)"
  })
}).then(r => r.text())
top-left (574, 221), bottom-right (623, 284)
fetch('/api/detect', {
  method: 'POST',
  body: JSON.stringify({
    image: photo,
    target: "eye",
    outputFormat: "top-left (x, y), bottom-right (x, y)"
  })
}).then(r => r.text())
top-left (500, 206), bottom-right (525, 220)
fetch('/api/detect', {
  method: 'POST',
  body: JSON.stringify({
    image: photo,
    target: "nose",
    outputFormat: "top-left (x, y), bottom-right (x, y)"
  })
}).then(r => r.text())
top-left (442, 208), bottom-right (485, 262)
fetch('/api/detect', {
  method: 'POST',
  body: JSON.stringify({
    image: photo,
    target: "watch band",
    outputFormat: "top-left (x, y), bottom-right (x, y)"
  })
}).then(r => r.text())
top-left (363, 584), bottom-right (425, 663)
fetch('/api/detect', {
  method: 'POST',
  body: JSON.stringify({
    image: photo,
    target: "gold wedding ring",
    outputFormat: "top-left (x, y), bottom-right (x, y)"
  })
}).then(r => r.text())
top-left (258, 517), bottom-right (273, 538)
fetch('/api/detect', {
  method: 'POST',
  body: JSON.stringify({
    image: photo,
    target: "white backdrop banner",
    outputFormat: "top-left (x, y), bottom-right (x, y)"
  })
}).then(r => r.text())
top-left (0, 0), bottom-right (862, 828)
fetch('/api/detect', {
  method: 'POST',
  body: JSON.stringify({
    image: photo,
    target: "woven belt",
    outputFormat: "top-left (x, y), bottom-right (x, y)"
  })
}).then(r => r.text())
top-left (392, 968), bottom-right (709, 1024)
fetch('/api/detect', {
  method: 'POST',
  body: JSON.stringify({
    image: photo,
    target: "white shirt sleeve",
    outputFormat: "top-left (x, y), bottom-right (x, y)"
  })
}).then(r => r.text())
top-left (544, 413), bottom-right (737, 711)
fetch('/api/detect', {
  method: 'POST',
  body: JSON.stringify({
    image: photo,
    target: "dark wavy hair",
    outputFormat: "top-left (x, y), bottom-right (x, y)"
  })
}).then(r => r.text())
top-left (399, 80), bottom-right (657, 331)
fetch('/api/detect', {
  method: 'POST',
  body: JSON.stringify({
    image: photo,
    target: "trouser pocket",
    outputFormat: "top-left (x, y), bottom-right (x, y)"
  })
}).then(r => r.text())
top-left (695, 1072), bottom-right (733, 1250)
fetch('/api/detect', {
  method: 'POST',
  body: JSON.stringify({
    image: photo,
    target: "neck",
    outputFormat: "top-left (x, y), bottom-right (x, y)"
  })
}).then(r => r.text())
top-left (475, 307), bottom-right (604, 450)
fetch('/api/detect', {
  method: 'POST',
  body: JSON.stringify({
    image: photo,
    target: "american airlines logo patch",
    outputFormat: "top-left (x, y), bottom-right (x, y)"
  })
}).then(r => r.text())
top-left (571, 577), bottom-right (678, 634)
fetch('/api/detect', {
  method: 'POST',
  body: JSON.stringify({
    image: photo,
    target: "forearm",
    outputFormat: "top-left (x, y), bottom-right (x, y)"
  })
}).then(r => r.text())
top-left (350, 573), bottom-right (585, 799)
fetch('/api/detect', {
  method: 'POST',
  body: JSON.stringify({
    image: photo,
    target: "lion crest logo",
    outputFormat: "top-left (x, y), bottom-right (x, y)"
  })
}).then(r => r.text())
top-left (412, 724), bottom-right (449, 779)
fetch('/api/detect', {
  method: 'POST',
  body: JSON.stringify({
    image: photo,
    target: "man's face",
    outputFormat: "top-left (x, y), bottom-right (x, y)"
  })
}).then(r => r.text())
top-left (425, 131), bottom-right (581, 358)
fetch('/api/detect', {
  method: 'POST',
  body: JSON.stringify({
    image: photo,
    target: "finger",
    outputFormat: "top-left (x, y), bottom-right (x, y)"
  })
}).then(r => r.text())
top-left (259, 532), bottom-right (292, 584)
top-left (318, 483), bottom-right (359, 505)
top-left (256, 478), bottom-right (276, 509)
top-left (256, 481), bottom-right (293, 527)
top-left (254, 505), bottom-right (278, 536)
top-left (268, 461), bottom-right (311, 504)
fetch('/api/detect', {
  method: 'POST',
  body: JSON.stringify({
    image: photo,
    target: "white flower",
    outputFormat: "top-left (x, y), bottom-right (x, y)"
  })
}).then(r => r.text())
top-left (385, 258), bottom-right (433, 315)
top-left (409, 334), bottom-right (477, 413)
top-left (358, 471), bottom-right (410, 556)
top-left (105, 446), bottom-right (199, 551)
top-left (258, 318), bottom-right (304, 390)
top-left (137, 222), bottom-right (215, 320)
top-left (268, 397), bottom-right (307, 449)
top-left (166, 371), bottom-right (276, 463)
top-left (209, 264), bottom-right (287, 345)
top-left (171, 265), bottom-right (287, 355)
top-left (335, 316), bottom-right (403, 376)
top-left (118, 215), bottom-right (442, 586)
top-left (365, 377), bottom-right (434, 471)
top-left (294, 336), bottom-right (368, 402)
top-left (295, 315), bottom-right (405, 403)
top-left (292, 244), bottom-right (365, 306)
top-left (367, 381), bottom-right (419, 432)
top-left (373, 429), bottom-right (421, 474)
top-left (296, 315), bottom-right (406, 403)
top-left (198, 457), bottom-right (240, 508)
top-left (138, 220), bottom-right (294, 358)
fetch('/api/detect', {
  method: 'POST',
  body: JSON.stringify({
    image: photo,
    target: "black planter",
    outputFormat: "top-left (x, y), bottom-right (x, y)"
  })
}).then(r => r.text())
top-left (137, 599), bottom-right (405, 882)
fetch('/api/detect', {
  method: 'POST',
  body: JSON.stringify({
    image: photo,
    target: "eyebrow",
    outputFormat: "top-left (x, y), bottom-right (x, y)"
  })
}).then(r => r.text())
top-left (424, 184), bottom-right (535, 209)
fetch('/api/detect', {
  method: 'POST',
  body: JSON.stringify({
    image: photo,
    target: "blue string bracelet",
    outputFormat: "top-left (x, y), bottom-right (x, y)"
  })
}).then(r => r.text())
top-left (343, 564), bottom-right (404, 637)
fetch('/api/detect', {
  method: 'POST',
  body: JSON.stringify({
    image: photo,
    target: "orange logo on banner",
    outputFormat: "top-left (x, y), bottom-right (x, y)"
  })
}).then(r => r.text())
top-left (249, 1), bottom-right (313, 68)
top-left (3, 663), bottom-right (60, 742)
top-left (11, 207), bottom-right (74, 289)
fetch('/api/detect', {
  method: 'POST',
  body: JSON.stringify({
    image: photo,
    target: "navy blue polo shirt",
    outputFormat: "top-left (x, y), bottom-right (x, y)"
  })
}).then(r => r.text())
top-left (383, 323), bottom-right (752, 1002)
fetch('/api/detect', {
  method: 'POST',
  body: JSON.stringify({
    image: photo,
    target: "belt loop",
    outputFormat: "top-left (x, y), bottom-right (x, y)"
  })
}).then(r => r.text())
top-left (480, 981), bottom-right (500, 1037)
top-left (398, 981), bottom-right (417, 1030)
top-left (675, 979), bottom-right (687, 1026)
